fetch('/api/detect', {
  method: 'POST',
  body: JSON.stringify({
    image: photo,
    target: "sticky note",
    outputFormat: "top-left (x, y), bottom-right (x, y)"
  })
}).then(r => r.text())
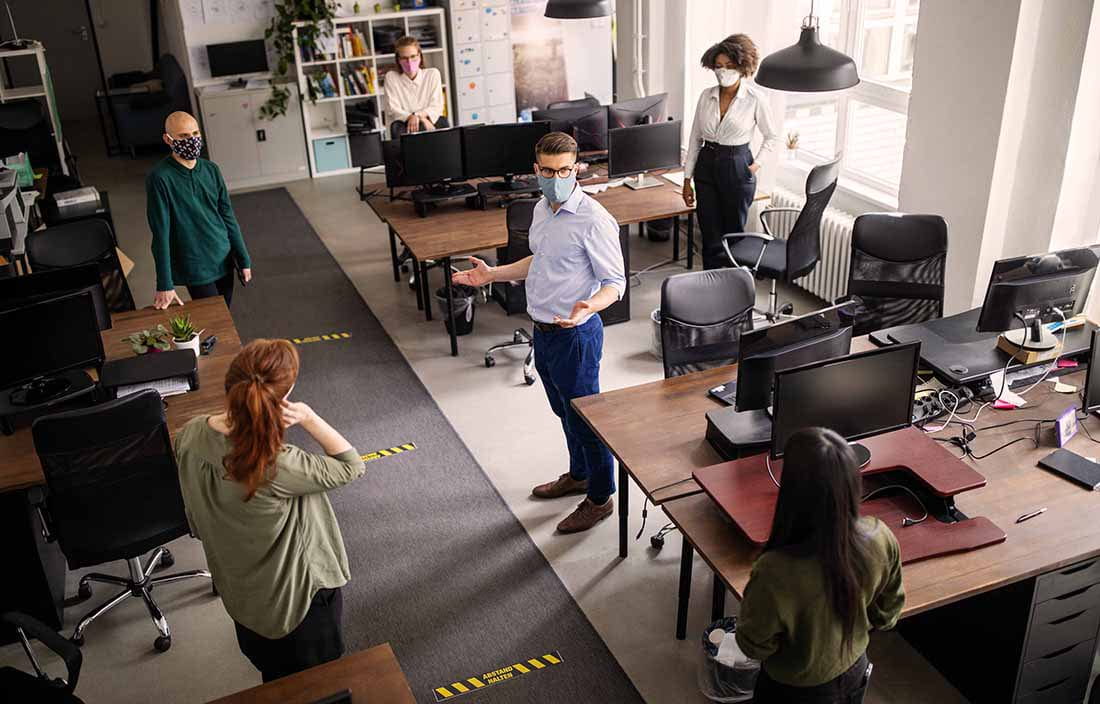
top-left (1053, 381), bottom-right (1078, 393)
top-left (1057, 359), bottom-right (1078, 368)
top-left (993, 400), bottom-right (1017, 410)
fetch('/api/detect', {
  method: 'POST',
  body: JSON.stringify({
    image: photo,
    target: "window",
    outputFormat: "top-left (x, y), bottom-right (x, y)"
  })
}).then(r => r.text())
top-left (782, 0), bottom-right (920, 197)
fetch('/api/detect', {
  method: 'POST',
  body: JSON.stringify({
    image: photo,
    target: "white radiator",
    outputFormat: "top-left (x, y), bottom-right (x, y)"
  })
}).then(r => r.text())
top-left (764, 188), bottom-right (856, 303)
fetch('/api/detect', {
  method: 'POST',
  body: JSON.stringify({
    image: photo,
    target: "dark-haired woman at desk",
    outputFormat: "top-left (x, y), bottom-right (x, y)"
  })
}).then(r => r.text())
top-left (175, 339), bottom-right (365, 682)
top-left (736, 427), bottom-right (905, 703)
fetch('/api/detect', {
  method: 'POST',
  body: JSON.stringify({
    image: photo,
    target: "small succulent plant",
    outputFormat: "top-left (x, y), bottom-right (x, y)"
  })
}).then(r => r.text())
top-left (786, 131), bottom-right (800, 150)
top-left (169, 314), bottom-right (201, 342)
top-left (122, 325), bottom-right (173, 355)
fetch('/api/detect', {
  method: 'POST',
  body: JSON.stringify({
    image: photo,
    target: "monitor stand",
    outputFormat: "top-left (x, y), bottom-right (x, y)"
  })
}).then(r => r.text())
top-left (1000, 318), bottom-right (1058, 352)
top-left (9, 376), bottom-right (73, 406)
top-left (624, 173), bottom-right (663, 190)
top-left (484, 175), bottom-right (534, 192)
top-left (411, 182), bottom-right (477, 218)
top-left (1, 369), bottom-right (97, 435)
top-left (422, 182), bottom-right (475, 198)
top-left (850, 442), bottom-right (872, 469)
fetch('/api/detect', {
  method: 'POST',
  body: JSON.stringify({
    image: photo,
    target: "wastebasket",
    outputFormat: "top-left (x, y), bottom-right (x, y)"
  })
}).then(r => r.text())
top-left (650, 308), bottom-right (663, 360)
top-left (698, 617), bottom-right (759, 702)
top-left (436, 285), bottom-right (477, 336)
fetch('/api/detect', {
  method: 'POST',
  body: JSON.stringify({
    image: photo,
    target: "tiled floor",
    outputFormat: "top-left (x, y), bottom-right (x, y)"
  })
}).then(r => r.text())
top-left (0, 120), bottom-right (970, 703)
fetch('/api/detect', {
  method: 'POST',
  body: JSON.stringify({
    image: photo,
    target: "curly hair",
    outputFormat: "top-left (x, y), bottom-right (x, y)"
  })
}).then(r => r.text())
top-left (700, 34), bottom-right (760, 76)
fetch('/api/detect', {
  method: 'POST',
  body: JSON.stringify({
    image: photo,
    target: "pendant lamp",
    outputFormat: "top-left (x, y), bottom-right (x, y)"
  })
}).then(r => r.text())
top-left (544, 0), bottom-right (611, 19)
top-left (755, 5), bottom-right (859, 92)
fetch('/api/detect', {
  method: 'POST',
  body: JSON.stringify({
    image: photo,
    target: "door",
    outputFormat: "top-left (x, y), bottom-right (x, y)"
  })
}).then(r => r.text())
top-left (256, 86), bottom-right (308, 179)
top-left (4, 1), bottom-right (103, 121)
top-left (201, 92), bottom-right (260, 183)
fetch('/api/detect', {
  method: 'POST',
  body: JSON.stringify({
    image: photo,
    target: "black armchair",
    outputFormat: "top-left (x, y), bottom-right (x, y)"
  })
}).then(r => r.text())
top-left (722, 157), bottom-right (841, 322)
top-left (101, 54), bottom-right (190, 157)
top-left (0, 612), bottom-right (84, 703)
top-left (30, 390), bottom-right (212, 652)
top-left (840, 213), bottom-right (948, 337)
top-left (485, 198), bottom-right (538, 385)
top-left (659, 267), bottom-right (756, 379)
top-left (25, 219), bottom-right (135, 313)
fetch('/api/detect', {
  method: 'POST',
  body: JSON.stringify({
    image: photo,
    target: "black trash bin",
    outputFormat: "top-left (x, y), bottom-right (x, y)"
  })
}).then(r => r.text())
top-left (436, 285), bottom-right (477, 336)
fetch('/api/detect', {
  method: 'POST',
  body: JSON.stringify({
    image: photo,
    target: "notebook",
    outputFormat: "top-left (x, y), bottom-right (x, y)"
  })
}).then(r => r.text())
top-left (1038, 449), bottom-right (1100, 491)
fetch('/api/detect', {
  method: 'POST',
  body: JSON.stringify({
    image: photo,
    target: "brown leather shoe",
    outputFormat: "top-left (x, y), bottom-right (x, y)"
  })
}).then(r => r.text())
top-left (532, 473), bottom-right (588, 499)
top-left (557, 498), bottom-right (614, 534)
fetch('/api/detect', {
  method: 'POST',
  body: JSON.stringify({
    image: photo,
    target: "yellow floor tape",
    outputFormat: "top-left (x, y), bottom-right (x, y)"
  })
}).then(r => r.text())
top-left (361, 443), bottom-right (416, 463)
top-left (290, 332), bottom-right (352, 345)
top-left (433, 651), bottom-right (563, 701)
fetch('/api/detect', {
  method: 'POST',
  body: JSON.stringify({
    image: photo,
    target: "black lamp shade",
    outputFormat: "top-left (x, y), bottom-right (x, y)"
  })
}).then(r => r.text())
top-left (544, 0), bottom-right (611, 19)
top-left (755, 26), bottom-right (859, 92)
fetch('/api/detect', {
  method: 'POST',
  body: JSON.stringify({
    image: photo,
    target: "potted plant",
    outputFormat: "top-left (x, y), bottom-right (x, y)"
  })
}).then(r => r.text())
top-left (169, 314), bottom-right (204, 357)
top-left (786, 131), bottom-right (800, 160)
top-left (122, 325), bottom-right (173, 355)
top-left (261, 0), bottom-right (338, 120)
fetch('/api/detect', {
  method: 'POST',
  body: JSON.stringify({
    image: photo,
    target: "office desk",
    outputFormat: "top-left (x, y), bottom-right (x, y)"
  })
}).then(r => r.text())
top-left (364, 171), bottom-right (698, 356)
top-left (207, 643), bottom-right (416, 704)
top-left (0, 298), bottom-right (240, 636)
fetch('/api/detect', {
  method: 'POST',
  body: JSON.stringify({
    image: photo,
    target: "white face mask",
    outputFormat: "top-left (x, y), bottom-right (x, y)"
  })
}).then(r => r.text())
top-left (715, 68), bottom-right (741, 88)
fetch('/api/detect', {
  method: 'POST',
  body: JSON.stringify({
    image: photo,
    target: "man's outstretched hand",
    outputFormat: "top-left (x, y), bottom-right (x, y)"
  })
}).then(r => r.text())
top-left (153, 290), bottom-right (184, 309)
top-left (452, 257), bottom-right (494, 287)
top-left (554, 300), bottom-right (595, 328)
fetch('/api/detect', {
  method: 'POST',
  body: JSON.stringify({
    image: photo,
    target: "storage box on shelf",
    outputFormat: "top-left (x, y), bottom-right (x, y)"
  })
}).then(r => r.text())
top-left (293, 7), bottom-right (453, 178)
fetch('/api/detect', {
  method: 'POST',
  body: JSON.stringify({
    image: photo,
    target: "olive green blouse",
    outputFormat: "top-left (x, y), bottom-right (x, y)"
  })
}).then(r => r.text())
top-left (174, 416), bottom-right (365, 639)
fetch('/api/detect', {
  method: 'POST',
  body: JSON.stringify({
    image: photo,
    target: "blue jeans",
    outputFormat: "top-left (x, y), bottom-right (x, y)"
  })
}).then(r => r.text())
top-left (533, 315), bottom-right (615, 503)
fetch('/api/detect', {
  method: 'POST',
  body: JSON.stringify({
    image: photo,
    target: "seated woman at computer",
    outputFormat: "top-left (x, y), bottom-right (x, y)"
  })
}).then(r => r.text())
top-left (736, 428), bottom-right (904, 703)
top-left (384, 36), bottom-right (448, 137)
top-left (681, 34), bottom-right (778, 270)
top-left (174, 339), bottom-right (366, 683)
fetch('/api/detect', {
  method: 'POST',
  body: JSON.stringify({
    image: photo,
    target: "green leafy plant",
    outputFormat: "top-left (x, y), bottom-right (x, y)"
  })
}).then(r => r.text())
top-left (168, 314), bottom-right (203, 342)
top-left (122, 325), bottom-right (173, 355)
top-left (261, 0), bottom-right (338, 120)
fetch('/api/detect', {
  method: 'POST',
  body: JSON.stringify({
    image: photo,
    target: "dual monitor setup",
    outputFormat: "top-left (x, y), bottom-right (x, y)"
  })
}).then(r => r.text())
top-left (708, 244), bottom-right (1100, 469)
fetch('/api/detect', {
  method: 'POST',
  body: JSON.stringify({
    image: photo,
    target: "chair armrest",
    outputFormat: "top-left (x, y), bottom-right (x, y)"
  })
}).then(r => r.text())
top-left (720, 232), bottom-right (773, 272)
top-left (25, 486), bottom-right (54, 543)
top-left (759, 207), bottom-right (802, 237)
top-left (1, 612), bottom-right (82, 691)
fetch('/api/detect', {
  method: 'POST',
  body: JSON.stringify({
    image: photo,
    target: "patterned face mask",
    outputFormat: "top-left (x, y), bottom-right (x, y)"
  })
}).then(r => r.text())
top-left (169, 135), bottom-right (202, 160)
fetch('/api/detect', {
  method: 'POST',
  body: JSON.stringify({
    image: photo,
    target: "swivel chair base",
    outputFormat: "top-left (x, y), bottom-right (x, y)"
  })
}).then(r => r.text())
top-left (751, 279), bottom-right (795, 324)
top-left (485, 329), bottom-right (536, 386)
top-left (70, 546), bottom-right (212, 653)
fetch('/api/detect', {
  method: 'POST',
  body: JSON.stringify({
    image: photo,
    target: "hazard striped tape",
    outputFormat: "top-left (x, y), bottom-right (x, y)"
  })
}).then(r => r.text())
top-left (291, 332), bottom-right (351, 345)
top-left (433, 651), bottom-right (563, 700)
top-left (361, 443), bottom-right (416, 463)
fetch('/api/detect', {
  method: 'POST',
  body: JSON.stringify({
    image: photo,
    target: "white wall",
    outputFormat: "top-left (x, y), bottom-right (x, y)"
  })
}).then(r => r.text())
top-left (89, 0), bottom-right (154, 76)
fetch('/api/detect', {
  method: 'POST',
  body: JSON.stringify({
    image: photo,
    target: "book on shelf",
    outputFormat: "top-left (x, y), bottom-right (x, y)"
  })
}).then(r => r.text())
top-left (351, 29), bottom-right (368, 57)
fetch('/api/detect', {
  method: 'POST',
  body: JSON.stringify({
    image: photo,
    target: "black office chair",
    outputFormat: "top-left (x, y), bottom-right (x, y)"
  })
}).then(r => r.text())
top-left (547, 96), bottom-right (601, 110)
top-left (30, 391), bottom-right (212, 652)
top-left (25, 219), bottom-right (136, 313)
top-left (839, 213), bottom-right (948, 337)
top-left (0, 612), bottom-right (85, 704)
top-left (485, 198), bottom-right (538, 385)
top-left (660, 268), bottom-right (756, 379)
top-left (722, 156), bottom-right (841, 322)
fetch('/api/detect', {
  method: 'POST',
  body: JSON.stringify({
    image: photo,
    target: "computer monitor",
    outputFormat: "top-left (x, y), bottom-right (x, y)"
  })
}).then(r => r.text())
top-left (735, 302), bottom-right (856, 412)
top-left (976, 247), bottom-right (1098, 353)
top-left (608, 93), bottom-right (668, 128)
top-left (461, 121), bottom-right (550, 189)
top-left (770, 341), bottom-right (921, 467)
top-left (607, 120), bottom-right (682, 189)
top-left (531, 106), bottom-right (608, 152)
top-left (0, 263), bottom-right (110, 330)
top-left (207, 40), bottom-right (268, 80)
top-left (401, 127), bottom-right (466, 188)
top-left (0, 291), bottom-right (106, 405)
top-left (1083, 329), bottom-right (1100, 413)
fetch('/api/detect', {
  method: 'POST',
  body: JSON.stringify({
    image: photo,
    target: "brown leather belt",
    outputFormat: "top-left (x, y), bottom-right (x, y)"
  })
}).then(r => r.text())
top-left (532, 321), bottom-right (562, 333)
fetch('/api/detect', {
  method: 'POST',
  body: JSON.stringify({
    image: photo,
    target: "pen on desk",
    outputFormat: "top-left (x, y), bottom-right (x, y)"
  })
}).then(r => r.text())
top-left (1015, 507), bottom-right (1047, 524)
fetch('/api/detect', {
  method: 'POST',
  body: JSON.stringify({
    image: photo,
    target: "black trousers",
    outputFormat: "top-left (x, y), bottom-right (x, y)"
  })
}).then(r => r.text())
top-left (694, 141), bottom-right (756, 270)
top-left (234, 587), bottom-right (345, 683)
top-left (186, 266), bottom-right (235, 307)
top-left (753, 653), bottom-right (871, 704)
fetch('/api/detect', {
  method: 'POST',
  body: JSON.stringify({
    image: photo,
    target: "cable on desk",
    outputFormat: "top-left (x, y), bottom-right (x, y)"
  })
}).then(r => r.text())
top-left (765, 453), bottom-right (781, 489)
top-left (861, 484), bottom-right (929, 527)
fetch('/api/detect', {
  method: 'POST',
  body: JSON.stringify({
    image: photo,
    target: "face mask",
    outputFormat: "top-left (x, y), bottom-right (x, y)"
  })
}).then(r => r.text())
top-left (715, 68), bottom-right (741, 87)
top-left (399, 57), bottom-right (420, 75)
top-left (537, 171), bottom-right (576, 204)
top-left (169, 135), bottom-right (202, 160)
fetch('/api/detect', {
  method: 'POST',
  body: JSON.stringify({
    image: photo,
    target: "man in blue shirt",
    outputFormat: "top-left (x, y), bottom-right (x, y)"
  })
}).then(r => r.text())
top-left (453, 132), bottom-right (626, 533)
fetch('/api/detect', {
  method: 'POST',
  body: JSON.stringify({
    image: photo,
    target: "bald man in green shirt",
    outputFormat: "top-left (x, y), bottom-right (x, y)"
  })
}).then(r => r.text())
top-left (147, 111), bottom-right (252, 309)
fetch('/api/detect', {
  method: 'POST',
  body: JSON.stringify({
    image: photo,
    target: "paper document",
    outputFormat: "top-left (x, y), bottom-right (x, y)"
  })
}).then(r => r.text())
top-left (989, 370), bottom-right (1026, 407)
top-left (662, 170), bottom-right (686, 187)
top-left (581, 179), bottom-right (626, 195)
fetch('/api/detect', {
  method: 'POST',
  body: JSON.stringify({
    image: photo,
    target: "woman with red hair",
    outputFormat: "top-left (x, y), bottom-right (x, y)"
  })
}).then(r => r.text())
top-left (175, 338), bottom-right (365, 682)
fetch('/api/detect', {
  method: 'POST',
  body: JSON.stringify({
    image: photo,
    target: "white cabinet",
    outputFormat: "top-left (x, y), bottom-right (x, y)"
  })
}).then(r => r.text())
top-left (197, 84), bottom-right (309, 190)
top-left (445, 0), bottom-right (515, 125)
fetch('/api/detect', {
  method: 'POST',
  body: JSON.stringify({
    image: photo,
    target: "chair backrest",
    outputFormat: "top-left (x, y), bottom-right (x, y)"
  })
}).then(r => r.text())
top-left (31, 391), bottom-right (190, 570)
top-left (503, 198), bottom-right (537, 264)
top-left (382, 138), bottom-right (407, 188)
top-left (26, 220), bottom-right (135, 312)
top-left (847, 212), bottom-right (948, 335)
top-left (660, 268), bottom-right (756, 378)
top-left (786, 156), bottom-right (840, 281)
top-left (547, 96), bottom-right (601, 110)
top-left (158, 54), bottom-right (190, 111)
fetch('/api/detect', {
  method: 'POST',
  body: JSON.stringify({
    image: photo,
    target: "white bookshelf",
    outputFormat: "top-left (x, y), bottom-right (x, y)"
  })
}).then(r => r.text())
top-left (293, 7), bottom-right (454, 178)
top-left (0, 44), bottom-right (67, 176)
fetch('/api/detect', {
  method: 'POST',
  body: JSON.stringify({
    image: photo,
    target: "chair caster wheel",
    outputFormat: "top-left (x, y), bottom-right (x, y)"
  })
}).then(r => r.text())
top-left (485, 356), bottom-right (496, 368)
top-left (77, 583), bottom-right (92, 600)
top-left (778, 303), bottom-right (794, 316)
top-left (154, 635), bottom-right (172, 652)
top-left (524, 374), bottom-right (536, 386)
top-left (157, 549), bottom-right (174, 569)
top-left (70, 634), bottom-right (84, 647)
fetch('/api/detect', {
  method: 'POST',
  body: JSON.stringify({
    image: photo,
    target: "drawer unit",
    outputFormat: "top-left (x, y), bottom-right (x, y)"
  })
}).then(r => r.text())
top-left (1023, 605), bottom-right (1100, 662)
top-left (313, 136), bottom-right (350, 173)
top-left (1035, 558), bottom-right (1100, 603)
top-left (1017, 671), bottom-right (1090, 704)
top-left (1018, 639), bottom-right (1094, 700)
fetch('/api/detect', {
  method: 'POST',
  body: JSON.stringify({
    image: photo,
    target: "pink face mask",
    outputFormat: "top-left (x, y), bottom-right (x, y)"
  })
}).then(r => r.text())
top-left (399, 57), bottom-right (420, 75)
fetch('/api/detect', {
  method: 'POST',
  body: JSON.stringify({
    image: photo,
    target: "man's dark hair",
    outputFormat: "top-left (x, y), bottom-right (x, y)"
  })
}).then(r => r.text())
top-left (535, 131), bottom-right (579, 159)
top-left (700, 34), bottom-right (760, 75)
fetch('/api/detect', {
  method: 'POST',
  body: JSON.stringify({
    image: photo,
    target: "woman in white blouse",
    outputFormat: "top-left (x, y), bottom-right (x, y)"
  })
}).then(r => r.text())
top-left (384, 36), bottom-right (448, 137)
top-left (682, 34), bottom-right (779, 270)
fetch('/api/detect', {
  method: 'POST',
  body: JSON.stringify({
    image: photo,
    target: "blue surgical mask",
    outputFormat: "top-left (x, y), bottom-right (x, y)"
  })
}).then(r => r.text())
top-left (537, 172), bottom-right (576, 204)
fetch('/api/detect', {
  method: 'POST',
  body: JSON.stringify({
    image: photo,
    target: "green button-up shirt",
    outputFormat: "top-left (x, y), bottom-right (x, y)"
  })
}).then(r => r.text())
top-left (174, 416), bottom-right (365, 639)
top-left (146, 157), bottom-right (252, 291)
